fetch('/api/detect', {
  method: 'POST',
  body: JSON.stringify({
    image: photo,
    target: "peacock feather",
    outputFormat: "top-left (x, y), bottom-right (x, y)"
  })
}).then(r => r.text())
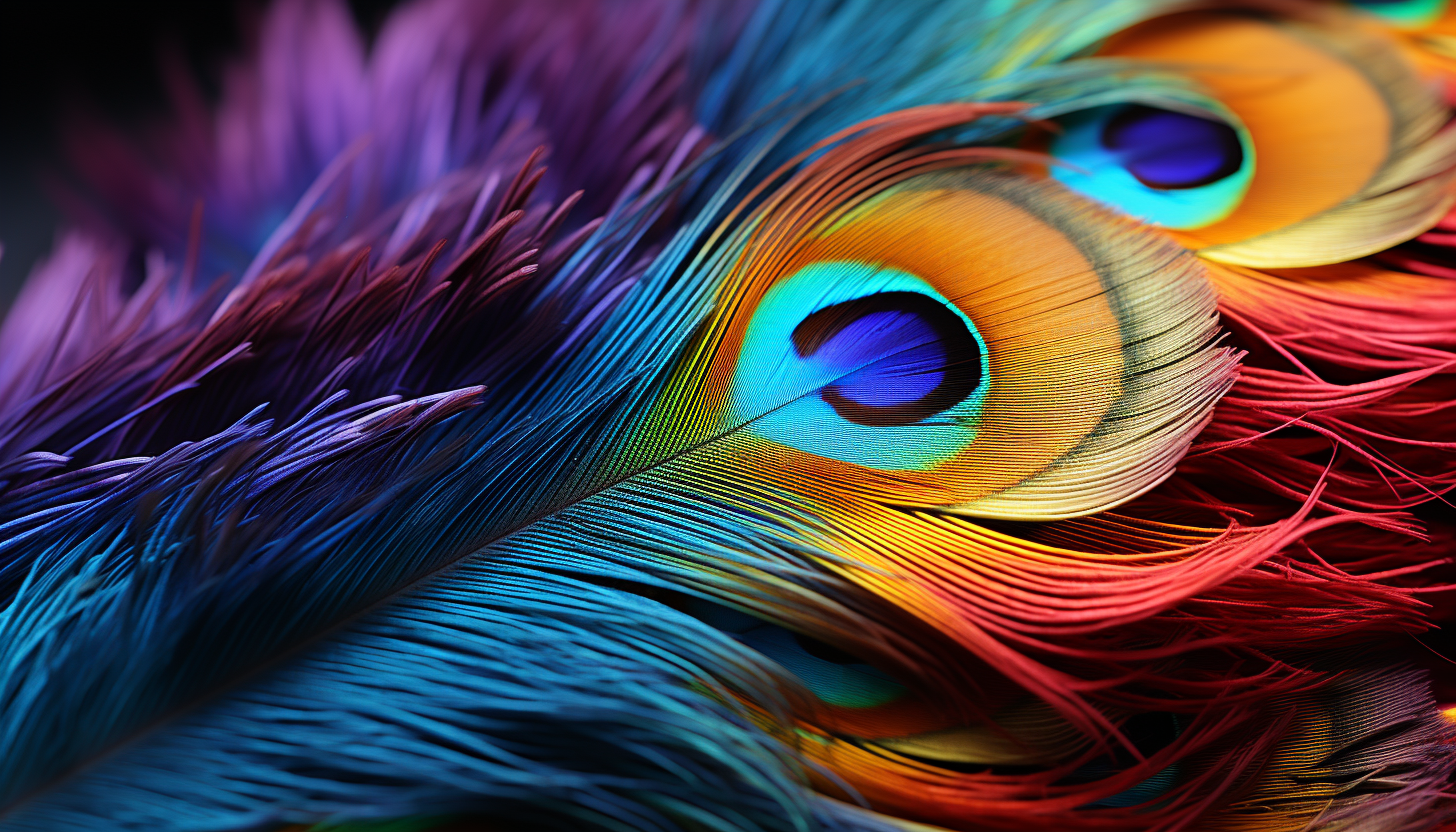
top-left (1, 1), bottom-right (1455, 831)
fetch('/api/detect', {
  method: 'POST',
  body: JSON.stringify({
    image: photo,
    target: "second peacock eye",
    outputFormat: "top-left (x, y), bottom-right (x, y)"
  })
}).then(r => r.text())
top-left (791, 292), bottom-right (984, 427)
top-left (1100, 105), bottom-right (1244, 190)
top-left (1049, 103), bottom-right (1254, 229)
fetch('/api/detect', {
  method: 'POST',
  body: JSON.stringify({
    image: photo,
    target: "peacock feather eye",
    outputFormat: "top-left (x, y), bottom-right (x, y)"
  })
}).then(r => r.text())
top-left (790, 290), bottom-right (984, 429)
top-left (1048, 9), bottom-right (1456, 267)
top-left (658, 159), bottom-right (1234, 518)
top-left (1099, 105), bottom-right (1245, 190)
top-left (1050, 103), bottom-right (1253, 229)
top-left (729, 263), bottom-right (989, 471)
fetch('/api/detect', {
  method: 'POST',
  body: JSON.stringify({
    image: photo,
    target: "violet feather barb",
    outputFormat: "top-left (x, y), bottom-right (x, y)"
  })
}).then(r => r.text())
top-left (2, 1), bottom-right (1456, 831)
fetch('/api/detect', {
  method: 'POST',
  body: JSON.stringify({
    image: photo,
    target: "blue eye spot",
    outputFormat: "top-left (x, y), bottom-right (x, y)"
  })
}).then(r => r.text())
top-left (730, 263), bottom-right (990, 471)
top-left (791, 292), bottom-right (982, 427)
top-left (1100, 105), bottom-right (1245, 190)
top-left (1049, 104), bottom-right (1254, 229)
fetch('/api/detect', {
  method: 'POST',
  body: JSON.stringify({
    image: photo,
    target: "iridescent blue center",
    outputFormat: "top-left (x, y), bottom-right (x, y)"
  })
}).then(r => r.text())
top-left (1100, 105), bottom-right (1245, 190)
top-left (731, 264), bottom-right (989, 471)
top-left (791, 292), bottom-right (982, 427)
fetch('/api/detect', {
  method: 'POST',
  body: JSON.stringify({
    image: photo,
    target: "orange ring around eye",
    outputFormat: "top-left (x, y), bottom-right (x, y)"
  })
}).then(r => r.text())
top-left (1100, 12), bottom-right (1393, 250)
top-left (700, 183), bottom-right (1125, 506)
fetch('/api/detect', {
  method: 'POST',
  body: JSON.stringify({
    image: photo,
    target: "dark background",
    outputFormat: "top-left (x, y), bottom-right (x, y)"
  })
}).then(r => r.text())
top-left (0, 2), bottom-right (398, 312)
